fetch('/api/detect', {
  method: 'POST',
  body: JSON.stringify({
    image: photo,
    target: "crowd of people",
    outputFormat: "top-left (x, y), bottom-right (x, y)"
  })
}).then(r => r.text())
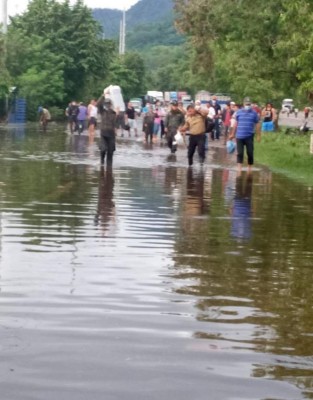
top-left (92, 94), bottom-right (268, 171)
top-left (38, 92), bottom-right (310, 172)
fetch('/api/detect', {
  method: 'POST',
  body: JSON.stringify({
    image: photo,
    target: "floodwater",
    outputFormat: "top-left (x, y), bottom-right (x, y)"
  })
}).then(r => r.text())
top-left (0, 124), bottom-right (313, 400)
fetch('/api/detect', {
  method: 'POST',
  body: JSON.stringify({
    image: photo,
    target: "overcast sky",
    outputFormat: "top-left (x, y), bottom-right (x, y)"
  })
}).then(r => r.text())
top-left (8, 0), bottom-right (140, 16)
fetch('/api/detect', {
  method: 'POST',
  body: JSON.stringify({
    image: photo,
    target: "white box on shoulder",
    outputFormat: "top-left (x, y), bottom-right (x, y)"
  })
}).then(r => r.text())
top-left (104, 85), bottom-right (125, 112)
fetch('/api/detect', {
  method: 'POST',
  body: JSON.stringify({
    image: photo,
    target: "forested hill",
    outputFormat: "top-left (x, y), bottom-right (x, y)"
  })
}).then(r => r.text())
top-left (92, 0), bottom-right (175, 39)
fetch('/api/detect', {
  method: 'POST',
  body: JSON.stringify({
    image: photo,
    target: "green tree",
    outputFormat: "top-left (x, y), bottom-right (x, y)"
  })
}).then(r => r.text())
top-left (104, 52), bottom-right (146, 100)
top-left (0, 32), bottom-right (11, 95)
top-left (174, 0), bottom-right (313, 104)
top-left (9, 0), bottom-right (116, 103)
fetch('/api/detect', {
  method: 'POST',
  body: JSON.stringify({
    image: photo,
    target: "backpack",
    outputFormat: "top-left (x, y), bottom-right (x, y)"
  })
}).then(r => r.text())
top-left (205, 117), bottom-right (215, 133)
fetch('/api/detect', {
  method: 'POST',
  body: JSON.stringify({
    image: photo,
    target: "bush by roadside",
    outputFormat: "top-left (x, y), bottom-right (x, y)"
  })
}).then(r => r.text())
top-left (255, 129), bottom-right (313, 186)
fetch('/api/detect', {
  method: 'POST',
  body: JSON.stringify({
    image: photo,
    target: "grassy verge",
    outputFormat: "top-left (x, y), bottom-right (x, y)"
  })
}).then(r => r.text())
top-left (255, 129), bottom-right (313, 186)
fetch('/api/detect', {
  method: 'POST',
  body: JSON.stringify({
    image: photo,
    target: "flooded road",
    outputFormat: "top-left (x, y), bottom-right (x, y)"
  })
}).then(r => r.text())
top-left (0, 125), bottom-right (313, 400)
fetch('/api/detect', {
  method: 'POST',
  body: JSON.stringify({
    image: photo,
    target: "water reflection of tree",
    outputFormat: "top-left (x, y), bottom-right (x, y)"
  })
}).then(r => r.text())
top-left (172, 169), bottom-right (313, 392)
top-left (0, 130), bottom-right (94, 245)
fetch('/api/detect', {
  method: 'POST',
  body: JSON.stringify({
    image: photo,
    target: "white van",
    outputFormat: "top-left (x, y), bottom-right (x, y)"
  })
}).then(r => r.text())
top-left (104, 85), bottom-right (125, 112)
top-left (281, 98), bottom-right (294, 114)
top-left (147, 91), bottom-right (164, 103)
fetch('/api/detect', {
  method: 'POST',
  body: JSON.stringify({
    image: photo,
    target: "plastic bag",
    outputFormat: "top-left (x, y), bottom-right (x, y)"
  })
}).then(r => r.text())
top-left (174, 130), bottom-right (184, 145)
top-left (226, 140), bottom-right (236, 154)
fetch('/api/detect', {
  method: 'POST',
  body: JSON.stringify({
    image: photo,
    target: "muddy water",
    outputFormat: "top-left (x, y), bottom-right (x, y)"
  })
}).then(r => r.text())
top-left (0, 125), bottom-right (313, 400)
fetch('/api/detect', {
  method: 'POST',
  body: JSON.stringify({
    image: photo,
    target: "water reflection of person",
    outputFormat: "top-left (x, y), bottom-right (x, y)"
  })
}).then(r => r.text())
top-left (184, 168), bottom-right (209, 218)
top-left (94, 167), bottom-right (115, 236)
top-left (231, 175), bottom-right (253, 240)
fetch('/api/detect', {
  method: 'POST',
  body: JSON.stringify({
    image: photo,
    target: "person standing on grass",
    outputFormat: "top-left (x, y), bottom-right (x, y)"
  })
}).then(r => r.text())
top-left (261, 102), bottom-right (277, 133)
top-left (229, 97), bottom-right (260, 175)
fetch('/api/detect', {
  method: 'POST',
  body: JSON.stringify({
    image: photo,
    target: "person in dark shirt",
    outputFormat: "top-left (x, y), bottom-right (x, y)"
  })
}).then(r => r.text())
top-left (261, 102), bottom-right (277, 132)
top-left (142, 105), bottom-right (155, 144)
top-left (68, 101), bottom-right (79, 134)
top-left (97, 97), bottom-right (117, 168)
top-left (211, 95), bottom-right (221, 140)
top-left (125, 102), bottom-right (138, 137)
top-left (164, 100), bottom-right (185, 153)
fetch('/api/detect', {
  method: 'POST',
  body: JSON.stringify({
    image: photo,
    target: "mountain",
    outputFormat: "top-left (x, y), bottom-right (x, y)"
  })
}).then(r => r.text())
top-left (126, 16), bottom-right (184, 50)
top-left (92, 0), bottom-right (175, 39)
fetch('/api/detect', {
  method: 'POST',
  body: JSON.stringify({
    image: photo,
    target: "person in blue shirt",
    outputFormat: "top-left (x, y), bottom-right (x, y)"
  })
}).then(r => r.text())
top-left (229, 97), bottom-right (260, 174)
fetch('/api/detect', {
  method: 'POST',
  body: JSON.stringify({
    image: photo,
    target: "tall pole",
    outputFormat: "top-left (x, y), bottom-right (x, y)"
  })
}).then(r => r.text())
top-left (119, 19), bottom-right (122, 55)
top-left (119, 9), bottom-right (126, 55)
top-left (0, 0), bottom-right (8, 33)
top-left (122, 9), bottom-right (126, 54)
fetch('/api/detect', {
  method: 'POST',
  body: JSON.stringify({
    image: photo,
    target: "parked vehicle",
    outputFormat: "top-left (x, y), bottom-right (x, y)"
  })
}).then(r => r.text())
top-left (195, 90), bottom-right (211, 104)
top-left (181, 95), bottom-right (192, 103)
top-left (281, 99), bottom-right (294, 114)
top-left (170, 92), bottom-right (178, 102)
top-left (147, 91), bottom-right (164, 103)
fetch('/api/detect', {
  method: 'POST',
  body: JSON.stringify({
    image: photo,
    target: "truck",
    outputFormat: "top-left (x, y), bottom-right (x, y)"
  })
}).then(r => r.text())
top-left (195, 91), bottom-right (231, 106)
top-left (195, 90), bottom-right (211, 104)
top-left (177, 91), bottom-right (188, 101)
top-left (147, 91), bottom-right (164, 103)
top-left (170, 91), bottom-right (178, 101)
top-left (164, 92), bottom-right (171, 102)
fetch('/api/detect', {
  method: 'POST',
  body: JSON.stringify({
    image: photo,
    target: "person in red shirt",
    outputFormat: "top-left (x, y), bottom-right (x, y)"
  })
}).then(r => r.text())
top-left (252, 103), bottom-right (261, 117)
top-left (221, 102), bottom-right (233, 144)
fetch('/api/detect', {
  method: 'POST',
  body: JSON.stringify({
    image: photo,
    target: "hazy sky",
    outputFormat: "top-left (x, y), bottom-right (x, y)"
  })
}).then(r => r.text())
top-left (8, 0), bottom-right (140, 16)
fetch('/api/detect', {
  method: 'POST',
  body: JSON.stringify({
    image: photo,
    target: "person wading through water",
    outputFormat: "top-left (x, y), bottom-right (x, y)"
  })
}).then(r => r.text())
top-left (180, 104), bottom-right (208, 166)
top-left (97, 96), bottom-right (117, 168)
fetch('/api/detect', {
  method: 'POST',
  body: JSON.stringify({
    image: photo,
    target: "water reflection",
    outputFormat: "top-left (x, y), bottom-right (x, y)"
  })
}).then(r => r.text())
top-left (94, 167), bottom-right (115, 236)
top-left (0, 127), bottom-right (313, 399)
top-left (185, 168), bottom-right (209, 216)
top-left (231, 175), bottom-right (253, 241)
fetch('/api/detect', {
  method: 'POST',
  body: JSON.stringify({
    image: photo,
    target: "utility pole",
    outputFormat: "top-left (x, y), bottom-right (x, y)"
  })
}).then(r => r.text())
top-left (119, 9), bottom-right (126, 55)
top-left (0, 0), bottom-right (8, 33)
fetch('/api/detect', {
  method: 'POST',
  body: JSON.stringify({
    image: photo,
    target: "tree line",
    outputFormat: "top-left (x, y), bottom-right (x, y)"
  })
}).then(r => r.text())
top-left (174, 0), bottom-right (313, 105)
top-left (0, 0), bottom-right (146, 120)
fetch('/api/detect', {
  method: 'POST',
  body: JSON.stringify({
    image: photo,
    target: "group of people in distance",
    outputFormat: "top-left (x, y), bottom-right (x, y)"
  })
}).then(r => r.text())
top-left (38, 91), bottom-right (286, 172)
top-left (139, 96), bottom-right (276, 172)
top-left (65, 100), bottom-right (98, 138)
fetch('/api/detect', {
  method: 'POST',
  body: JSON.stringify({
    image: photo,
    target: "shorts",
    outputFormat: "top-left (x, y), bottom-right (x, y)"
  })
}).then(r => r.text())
top-left (88, 117), bottom-right (97, 127)
top-left (128, 119), bottom-right (137, 130)
top-left (262, 121), bottom-right (274, 132)
top-left (153, 123), bottom-right (160, 135)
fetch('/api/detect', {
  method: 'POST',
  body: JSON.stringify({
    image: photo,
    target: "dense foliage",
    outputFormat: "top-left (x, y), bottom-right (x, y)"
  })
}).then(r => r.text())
top-left (174, 0), bottom-right (313, 104)
top-left (0, 0), bottom-right (146, 119)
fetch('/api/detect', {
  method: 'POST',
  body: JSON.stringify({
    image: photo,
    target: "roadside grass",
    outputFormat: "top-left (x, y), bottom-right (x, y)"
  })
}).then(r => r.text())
top-left (255, 128), bottom-right (313, 186)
